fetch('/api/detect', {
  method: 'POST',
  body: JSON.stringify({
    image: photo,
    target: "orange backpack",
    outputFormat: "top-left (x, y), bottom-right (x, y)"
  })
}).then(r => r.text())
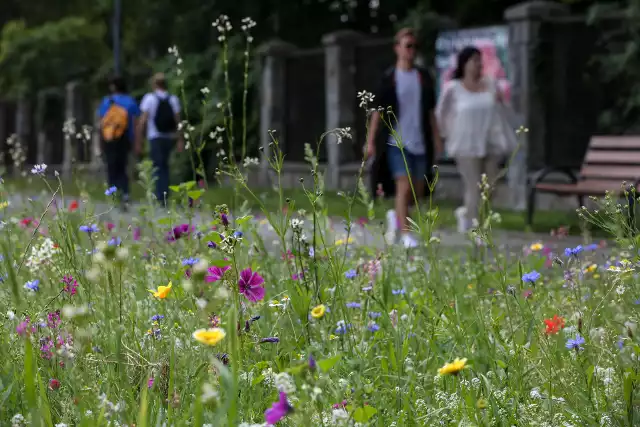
top-left (101, 98), bottom-right (129, 142)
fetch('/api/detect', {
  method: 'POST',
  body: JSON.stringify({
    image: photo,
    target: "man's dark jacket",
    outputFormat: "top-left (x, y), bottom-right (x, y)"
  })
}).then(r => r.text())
top-left (369, 65), bottom-right (437, 198)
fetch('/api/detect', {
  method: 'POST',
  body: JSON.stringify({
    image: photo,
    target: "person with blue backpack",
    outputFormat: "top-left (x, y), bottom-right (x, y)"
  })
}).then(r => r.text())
top-left (136, 73), bottom-right (184, 206)
top-left (98, 75), bottom-right (141, 211)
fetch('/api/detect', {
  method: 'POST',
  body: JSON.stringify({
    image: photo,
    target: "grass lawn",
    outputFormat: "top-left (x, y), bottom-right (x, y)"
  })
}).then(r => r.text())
top-left (2, 173), bottom-right (588, 235)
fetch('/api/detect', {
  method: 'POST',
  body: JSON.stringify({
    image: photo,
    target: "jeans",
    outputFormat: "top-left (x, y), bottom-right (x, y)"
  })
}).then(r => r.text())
top-left (386, 145), bottom-right (427, 179)
top-left (150, 137), bottom-right (175, 204)
top-left (102, 140), bottom-right (129, 199)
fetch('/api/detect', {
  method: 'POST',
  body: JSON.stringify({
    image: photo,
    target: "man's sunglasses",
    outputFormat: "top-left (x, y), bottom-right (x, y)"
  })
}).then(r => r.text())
top-left (404, 43), bottom-right (417, 49)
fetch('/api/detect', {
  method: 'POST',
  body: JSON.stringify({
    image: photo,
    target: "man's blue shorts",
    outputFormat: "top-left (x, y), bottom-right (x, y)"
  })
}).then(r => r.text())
top-left (387, 145), bottom-right (427, 179)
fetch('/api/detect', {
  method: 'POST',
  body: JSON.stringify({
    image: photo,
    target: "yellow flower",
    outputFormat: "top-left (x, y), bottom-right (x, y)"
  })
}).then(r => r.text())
top-left (311, 304), bottom-right (326, 319)
top-left (584, 264), bottom-right (597, 273)
top-left (0, 201), bottom-right (9, 210)
top-left (149, 282), bottom-right (172, 299)
top-left (193, 328), bottom-right (226, 346)
top-left (530, 242), bottom-right (544, 251)
top-left (438, 358), bottom-right (467, 376)
top-left (329, 334), bottom-right (338, 340)
top-left (476, 398), bottom-right (487, 409)
top-left (335, 237), bottom-right (355, 246)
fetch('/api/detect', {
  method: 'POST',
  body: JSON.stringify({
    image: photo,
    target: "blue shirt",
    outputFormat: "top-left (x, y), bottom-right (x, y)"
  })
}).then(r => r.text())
top-left (97, 94), bottom-right (141, 142)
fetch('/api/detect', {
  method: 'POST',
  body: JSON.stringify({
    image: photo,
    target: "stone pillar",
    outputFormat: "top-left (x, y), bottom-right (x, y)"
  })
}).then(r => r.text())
top-left (322, 30), bottom-right (364, 190)
top-left (15, 96), bottom-right (31, 169)
top-left (0, 102), bottom-right (6, 166)
top-left (504, 1), bottom-right (569, 210)
top-left (258, 39), bottom-right (297, 185)
top-left (35, 91), bottom-right (49, 166)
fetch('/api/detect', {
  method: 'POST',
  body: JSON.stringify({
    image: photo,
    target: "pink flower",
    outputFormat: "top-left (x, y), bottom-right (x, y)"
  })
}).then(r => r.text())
top-left (238, 268), bottom-right (265, 302)
top-left (133, 227), bottom-right (141, 241)
top-left (206, 265), bottom-right (231, 283)
top-left (106, 222), bottom-right (115, 232)
top-left (265, 392), bottom-right (292, 424)
top-left (147, 377), bottom-right (154, 389)
top-left (49, 378), bottom-right (61, 390)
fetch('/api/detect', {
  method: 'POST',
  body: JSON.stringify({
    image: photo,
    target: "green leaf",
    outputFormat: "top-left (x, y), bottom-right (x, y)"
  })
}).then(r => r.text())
top-left (251, 374), bottom-right (265, 386)
top-left (169, 185), bottom-right (181, 193)
top-left (204, 232), bottom-right (223, 244)
top-left (236, 215), bottom-right (254, 226)
top-left (187, 189), bottom-right (204, 201)
top-left (184, 181), bottom-right (197, 190)
top-left (352, 406), bottom-right (377, 422)
top-left (210, 259), bottom-right (232, 268)
top-left (157, 217), bottom-right (173, 226)
top-left (318, 354), bottom-right (342, 372)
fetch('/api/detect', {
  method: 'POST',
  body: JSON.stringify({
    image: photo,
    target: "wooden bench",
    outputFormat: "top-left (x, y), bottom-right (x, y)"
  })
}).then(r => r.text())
top-left (527, 136), bottom-right (640, 226)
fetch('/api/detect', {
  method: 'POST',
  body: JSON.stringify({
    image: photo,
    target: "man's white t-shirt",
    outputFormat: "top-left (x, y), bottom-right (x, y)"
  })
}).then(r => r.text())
top-left (140, 90), bottom-right (181, 140)
top-left (388, 68), bottom-right (425, 155)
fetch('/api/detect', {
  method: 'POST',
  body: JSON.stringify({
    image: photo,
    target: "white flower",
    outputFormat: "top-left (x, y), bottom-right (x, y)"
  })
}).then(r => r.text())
top-left (357, 90), bottom-right (375, 108)
top-left (7, 310), bottom-right (15, 320)
top-left (274, 372), bottom-right (296, 393)
top-left (201, 383), bottom-right (219, 403)
top-left (196, 298), bottom-right (208, 310)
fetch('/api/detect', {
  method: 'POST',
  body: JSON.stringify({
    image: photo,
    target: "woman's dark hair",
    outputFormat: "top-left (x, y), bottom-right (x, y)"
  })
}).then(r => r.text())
top-left (453, 46), bottom-right (481, 80)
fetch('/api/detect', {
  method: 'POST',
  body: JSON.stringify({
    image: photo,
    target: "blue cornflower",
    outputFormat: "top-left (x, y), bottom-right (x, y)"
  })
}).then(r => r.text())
top-left (362, 285), bottom-right (373, 292)
top-left (367, 323), bottom-right (380, 333)
top-left (151, 314), bottom-right (165, 322)
top-left (24, 280), bottom-right (40, 292)
top-left (0, 254), bottom-right (4, 262)
top-left (522, 271), bottom-right (541, 284)
top-left (346, 302), bottom-right (361, 309)
top-left (309, 247), bottom-right (315, 257)
top-left (335, 321), bottom-right (351, 335)
top-left (207, 241), bottom-right (217, 249)
top-left (635, 298), bottom-right (640, 305)
top-left (585, 243), bottom-right (598, 251)
top-left (105, 186), bottom-right (117, 196)
top-left (565, 334), bottom-right (586, 351)
top-left (368, 311), bottom-right (382, 319)
top-left (182, 257), bottom-right (200, 267)
top-left (345, 269), bottom-right (357, 279)
top-left (30, 164), bottom-right (47, 175)
top-left (617, 337), bottom-right (625, 350)
top-left (564, 245), bottom-right (583, 257)
top-left (108, 237), bottom-right (122, 246)
top-left (392, 289), bottom-right (406, 296)
top-left (79, 224), bottom-right (99, 234)
top-left (233, 230), bottom-right (243, 238)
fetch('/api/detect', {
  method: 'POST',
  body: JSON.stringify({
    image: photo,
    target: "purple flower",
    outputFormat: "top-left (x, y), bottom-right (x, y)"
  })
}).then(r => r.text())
top-left (108, 237), bottom-right (122, 246)
top-left (79, 224), bottom-right (99, 234)
top-left (522, 271), bottom-right (541, 284)
top-left (147, 377), bottom-right (154, 389)
top-left (206, 265), bottom-right (230, 283)
top-left (265, 392), bottom-right (293, 424)
top-left (221, 213), bottom-right (229, 227)
top-left (233, 230), bottom-right (243, 238)
top-left (207, 241), bottom-right (217, 249)
top-left (47, 311), bottom-right (61, 329)
top-left (151, 314), bottom-right (165, 322)
top-left (585, 243), bottom-right (598, 251)
top-left (133, 227), bottom-right (141, 241)
top-left (259, 337), bottom-right (280, 344)
top-left (392, 289), bottom-right (406, 296)
top-left (167, 224), bottom-right (193, 242)
top-left (566, 334), bottom-right (586, 351)
top-left (335, 321), bottom-right (351, 335)
top-left (346, 302), bottom-right (361, 309)
top-left (61, 275), bottom-right (78, 296)
top-left (367, 323), bottom-right (380, 332)
top-left (308, 354), bottom-right (316, 371)
top-left (345, 269), bottom-right (357, 279)
top-left (16, 318), bottom-right (31, 336)
top-left (238, 268), bottom-right (265, 302)
top-left (368, 311), bottom-right (381, 319)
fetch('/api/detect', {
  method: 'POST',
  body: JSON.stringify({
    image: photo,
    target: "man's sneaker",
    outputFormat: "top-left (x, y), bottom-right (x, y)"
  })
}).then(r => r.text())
top-left (120, 195), bottom-right (130, 213)
top-left (401, 233), bottom-right (419, 248)
top-left (455, 207), bottom-right (468, 234)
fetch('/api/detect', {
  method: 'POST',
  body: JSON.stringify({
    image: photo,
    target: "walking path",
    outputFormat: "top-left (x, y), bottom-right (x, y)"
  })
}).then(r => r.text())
top-left (8, 194), bottom-right (598, 254)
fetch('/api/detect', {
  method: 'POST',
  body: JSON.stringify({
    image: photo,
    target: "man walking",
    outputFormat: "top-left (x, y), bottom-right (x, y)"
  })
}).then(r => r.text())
top-left (366, 28), bottom-right (443, 247)
top-left (136, 73), bottom-right (183, 206)
top-left (98, 75), bottom-right (140, 211)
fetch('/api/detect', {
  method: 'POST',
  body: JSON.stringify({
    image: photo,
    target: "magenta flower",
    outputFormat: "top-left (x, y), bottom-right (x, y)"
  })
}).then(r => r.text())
top-left (61, 275), bottom-right (78, 296)
top-left (147, 377), bottom-right (154, 389)
top-left (265, 391), bottom-right (292, 424)
top-left (133, 227), bottom-right (141, 241)
top-left (167, 224), bottom-right (194, 242)
top-left (238, 268), bottom-right (265, 302)
top-left (206, 266), bottom-right (231, 283)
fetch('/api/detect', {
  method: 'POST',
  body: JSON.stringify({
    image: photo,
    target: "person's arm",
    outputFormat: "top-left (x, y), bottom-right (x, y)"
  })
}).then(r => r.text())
top-left (171, 96), bottom-right (184, 152)
top-left (425, 74), bottom-right (443, 159)
top-left (365, 111), bottom-right (380, 159)
top-left (136, 95), bottom-right (150, 155)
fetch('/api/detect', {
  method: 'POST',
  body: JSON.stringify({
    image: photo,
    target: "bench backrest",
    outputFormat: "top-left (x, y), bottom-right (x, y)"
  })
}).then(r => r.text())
top-left (580, 136), bottom-right (640, 185)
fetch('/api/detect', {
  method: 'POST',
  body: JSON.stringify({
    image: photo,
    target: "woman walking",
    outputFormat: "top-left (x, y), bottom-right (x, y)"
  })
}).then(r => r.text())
top-left (436, 46), bottom-right (514, 233)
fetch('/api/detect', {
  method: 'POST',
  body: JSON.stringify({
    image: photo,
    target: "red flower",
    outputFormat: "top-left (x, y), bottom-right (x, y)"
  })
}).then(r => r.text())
top-left (69, 200), bottom-right (79, 212)
top-left (49, 378), bottom-right (61, 390)
top-left (544, 315), bottom-right (565, 335)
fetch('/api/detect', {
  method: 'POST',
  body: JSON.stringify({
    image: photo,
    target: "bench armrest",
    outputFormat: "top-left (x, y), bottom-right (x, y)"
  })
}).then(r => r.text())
top-left (529, 167), bottom-right (578, 187)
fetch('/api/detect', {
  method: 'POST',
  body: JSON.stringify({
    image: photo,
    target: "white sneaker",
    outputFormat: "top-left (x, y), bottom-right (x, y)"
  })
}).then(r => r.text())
top-left (455, 207), bottom-right (468, 233)
top-left (385, 209), bottom-right (397, 244)
top-left (401, 233), bottom-right (419, 248)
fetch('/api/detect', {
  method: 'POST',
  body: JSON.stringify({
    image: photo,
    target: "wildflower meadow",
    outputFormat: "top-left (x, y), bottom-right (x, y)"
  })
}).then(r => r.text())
top-left (2, 15), bottom-right (640, 427)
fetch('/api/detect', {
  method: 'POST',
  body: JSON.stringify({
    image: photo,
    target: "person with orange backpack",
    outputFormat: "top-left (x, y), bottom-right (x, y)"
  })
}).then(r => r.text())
top-left (97, 76), bottom-right (141, 211)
